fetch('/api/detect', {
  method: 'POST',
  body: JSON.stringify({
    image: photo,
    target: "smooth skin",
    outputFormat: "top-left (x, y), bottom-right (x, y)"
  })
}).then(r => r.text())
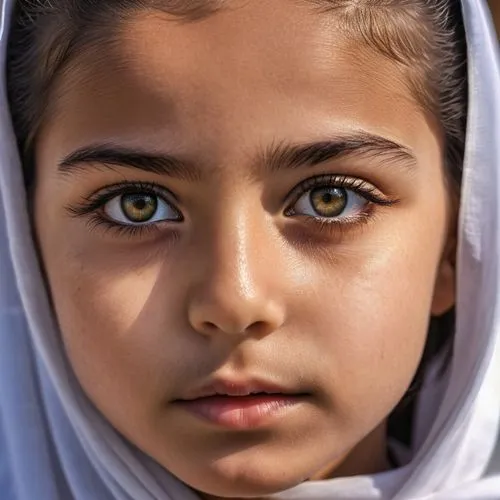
top-left (34, 1), bottom-right (456, 498)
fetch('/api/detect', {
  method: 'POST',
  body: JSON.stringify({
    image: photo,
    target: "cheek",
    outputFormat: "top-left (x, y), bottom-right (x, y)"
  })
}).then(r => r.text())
top-left (36, 225), bottom-right (196, 424)
top-left (304, 218), bottom-right (444, 429)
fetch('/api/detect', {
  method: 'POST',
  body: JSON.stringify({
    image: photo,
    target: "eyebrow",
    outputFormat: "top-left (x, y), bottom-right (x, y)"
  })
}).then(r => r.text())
top-left (58, 131), bottom-right (416, 179)
top-left (263, 132), bottom-right (416, 173)
top-left (59, 145), bottom-right (203, 182)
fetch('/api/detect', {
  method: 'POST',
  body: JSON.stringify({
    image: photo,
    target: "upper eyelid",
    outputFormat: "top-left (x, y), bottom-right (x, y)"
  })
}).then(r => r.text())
top-left (286, 174), bottom-right (382, 202)
top-left (294, 174), bottom-right (379, 190)
top-left (89, 181), bottom-right (177, 200)
top-left (88, 182), bottom-right (180, 211)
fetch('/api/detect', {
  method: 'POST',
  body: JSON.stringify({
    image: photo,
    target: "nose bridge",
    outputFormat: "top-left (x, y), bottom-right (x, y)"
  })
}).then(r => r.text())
top-left (205, 187), bottom-right (272, 293)
top-left (217, 202), bottom-right (259, 297)
top-left (187, 196), bottom-right (284, 336)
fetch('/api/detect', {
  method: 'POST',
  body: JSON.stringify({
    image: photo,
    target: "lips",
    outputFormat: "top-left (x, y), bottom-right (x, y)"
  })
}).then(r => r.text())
top-left (173, 377), bottom-right (309, 429)
top-left (180, 378), bottom-right (299, 400)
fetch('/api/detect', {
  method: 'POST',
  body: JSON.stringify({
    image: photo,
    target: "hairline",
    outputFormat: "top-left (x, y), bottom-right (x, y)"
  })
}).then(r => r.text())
top-left (33, 2), bottom-right (438, 151)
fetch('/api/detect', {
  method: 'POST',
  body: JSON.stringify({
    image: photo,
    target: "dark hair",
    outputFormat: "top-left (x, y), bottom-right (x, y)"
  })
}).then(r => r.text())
top-left (6, 0), bottom-right (467, 449)
top-left (7, 0), bottom-right (468, 189)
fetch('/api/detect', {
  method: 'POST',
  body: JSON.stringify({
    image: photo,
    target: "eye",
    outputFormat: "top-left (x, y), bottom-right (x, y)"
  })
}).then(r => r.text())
top-left (104, 192), bottom-right (181, 225)
top-left (292, 186), bottom-right (367, 220)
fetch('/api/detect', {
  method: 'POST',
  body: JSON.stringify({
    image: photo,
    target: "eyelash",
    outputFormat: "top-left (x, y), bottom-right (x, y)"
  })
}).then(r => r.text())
top-left (66, 175), bottom-right (398, 238)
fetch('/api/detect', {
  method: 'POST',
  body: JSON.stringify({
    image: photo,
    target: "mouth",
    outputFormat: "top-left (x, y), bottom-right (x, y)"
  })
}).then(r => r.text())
top-left (173, 378), bottom-right (310, 430)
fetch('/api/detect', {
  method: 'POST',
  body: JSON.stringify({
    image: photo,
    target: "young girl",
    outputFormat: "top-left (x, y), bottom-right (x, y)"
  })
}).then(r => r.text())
top-left (0, 0), bottom-right (499, 498)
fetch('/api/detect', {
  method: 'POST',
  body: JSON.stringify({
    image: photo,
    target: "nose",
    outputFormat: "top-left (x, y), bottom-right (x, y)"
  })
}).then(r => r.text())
top-left (187, 208), bottom-right (285, 339)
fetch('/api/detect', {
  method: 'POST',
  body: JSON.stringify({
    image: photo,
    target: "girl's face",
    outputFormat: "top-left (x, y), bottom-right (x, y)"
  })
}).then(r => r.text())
top-left (34, 0), bottom-right (455, 497)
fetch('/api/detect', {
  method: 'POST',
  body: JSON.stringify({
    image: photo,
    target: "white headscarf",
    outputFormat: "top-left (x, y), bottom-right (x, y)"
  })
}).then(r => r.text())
top-left (0, 0), bottom-right (498, 498)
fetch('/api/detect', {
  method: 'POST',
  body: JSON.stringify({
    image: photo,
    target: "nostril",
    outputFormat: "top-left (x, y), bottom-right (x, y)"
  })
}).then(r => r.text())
top-left (249, 320), bottom-right (277, 338)
top-left (198, 319), bottom-right (278, 337)
top-left (201, 321), bottom-right (218, 333)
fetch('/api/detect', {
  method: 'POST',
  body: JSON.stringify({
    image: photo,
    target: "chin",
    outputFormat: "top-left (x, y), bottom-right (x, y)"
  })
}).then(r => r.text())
top-left (192, 477), bottom-right (299, 499)
top-left (179, 457), bottom-right (309, 499)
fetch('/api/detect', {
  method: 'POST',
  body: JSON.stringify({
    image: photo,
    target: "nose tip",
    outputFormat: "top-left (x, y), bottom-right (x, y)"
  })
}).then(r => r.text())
top-left (188, 289), bottom-right (285, 338)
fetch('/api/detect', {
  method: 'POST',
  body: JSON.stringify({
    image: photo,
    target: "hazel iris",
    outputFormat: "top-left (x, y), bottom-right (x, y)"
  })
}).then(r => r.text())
top-left (121, 193), bottom-right (158, 223)
top-left (310, 187), bottom-right (347, 217)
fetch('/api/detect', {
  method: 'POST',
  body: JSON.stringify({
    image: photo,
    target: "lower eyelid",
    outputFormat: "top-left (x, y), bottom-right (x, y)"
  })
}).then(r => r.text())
top-left (84, 213), bottom-right (181, 240)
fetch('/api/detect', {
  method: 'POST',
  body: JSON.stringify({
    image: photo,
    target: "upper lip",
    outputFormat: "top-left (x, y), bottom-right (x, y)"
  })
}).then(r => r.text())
top-left (178, 377), bottom-right (302, 401)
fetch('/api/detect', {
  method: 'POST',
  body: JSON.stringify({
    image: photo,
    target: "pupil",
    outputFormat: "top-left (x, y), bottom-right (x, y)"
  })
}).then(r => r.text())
top-left (134, 199), bottom-right (147, 210)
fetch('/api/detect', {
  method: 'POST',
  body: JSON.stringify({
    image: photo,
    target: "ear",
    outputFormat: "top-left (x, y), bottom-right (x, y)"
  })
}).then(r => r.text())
top-left (430, 225), bottom-right (457, 317)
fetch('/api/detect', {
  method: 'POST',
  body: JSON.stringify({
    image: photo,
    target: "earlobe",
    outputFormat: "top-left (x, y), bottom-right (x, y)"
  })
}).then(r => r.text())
top-left (431, 236), bottom-right (457, 317)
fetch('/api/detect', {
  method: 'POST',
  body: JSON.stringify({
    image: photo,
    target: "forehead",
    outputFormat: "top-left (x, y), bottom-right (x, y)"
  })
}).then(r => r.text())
top-left (44, 0), bottom-right (433, 157)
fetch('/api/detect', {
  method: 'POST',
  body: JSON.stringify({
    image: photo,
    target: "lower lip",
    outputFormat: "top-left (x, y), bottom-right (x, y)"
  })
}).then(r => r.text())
top-left (174, 394), bottom-right (306, 429)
